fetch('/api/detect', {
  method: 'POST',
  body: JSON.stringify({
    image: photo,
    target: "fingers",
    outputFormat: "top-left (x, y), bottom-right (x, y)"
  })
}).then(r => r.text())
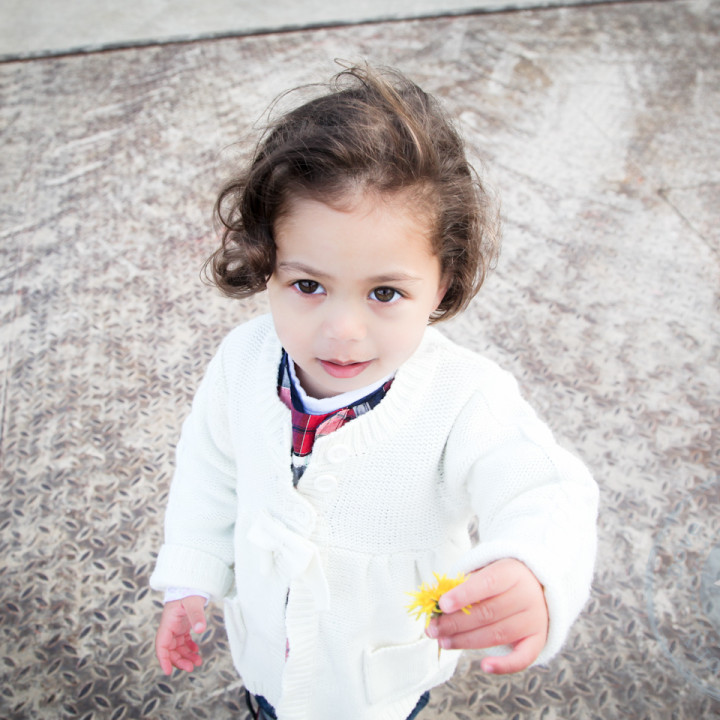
top-left (156, 644), bottom-right (173, 676)
top-left (155, 598), bottom-right (207, 675)
top-left (155, 612), bottom-right (182, 675)
top-left (156, 628), bottom-right (204, 675)
top-left (169, 639), bottom-right (203, 673)
top-left (438, 558), bottom-right (520, 614)
top-left (431, 606), bottom-right (546, 674)
top-left (430, 583), bottom-right (527, 638)
top-left (426, 559), bottom-right (549, 674)
top-left (434, 607), bottom-right (540, 651)
top-left (481, 634), bottom-right (546, 675)
top-left (181, 596), bottom-right (207, 635)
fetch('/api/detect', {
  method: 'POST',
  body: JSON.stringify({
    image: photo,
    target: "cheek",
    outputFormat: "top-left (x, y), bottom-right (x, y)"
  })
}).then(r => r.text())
top-left (269, 298), bottom-right (318, 359)
top-left (268, 289), bottom-right (295, 346)
top-left (274, 313), bottom-right (300, 350)
top-left (378, 313), bottom-right (425, 361)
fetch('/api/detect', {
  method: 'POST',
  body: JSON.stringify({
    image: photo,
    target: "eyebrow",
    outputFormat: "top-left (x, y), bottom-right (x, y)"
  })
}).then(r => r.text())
top-left (276, 261), bottom-right (423, 284)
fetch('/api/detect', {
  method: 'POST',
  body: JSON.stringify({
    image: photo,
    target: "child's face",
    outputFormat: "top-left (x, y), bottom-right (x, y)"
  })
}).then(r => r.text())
top-left (267, 191), bottom-right (446, 399)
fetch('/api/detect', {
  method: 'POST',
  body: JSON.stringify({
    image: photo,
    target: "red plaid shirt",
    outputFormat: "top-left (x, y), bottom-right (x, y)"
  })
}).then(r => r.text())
top-left (277, 352), bottom-right (392, 485)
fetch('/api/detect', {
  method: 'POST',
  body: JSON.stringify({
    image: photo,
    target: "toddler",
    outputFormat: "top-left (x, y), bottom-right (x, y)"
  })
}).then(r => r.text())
top-left (150, 64), bottom-right (598, 720)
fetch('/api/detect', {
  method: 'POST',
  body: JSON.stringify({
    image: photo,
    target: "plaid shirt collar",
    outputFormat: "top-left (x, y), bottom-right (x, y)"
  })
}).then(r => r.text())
top-left (277, 351), bottom-right (393, 458)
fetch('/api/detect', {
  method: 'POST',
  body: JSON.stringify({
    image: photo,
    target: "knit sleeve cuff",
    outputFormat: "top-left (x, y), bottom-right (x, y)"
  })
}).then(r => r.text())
top-left (150, 544), bottom-right (234, 600)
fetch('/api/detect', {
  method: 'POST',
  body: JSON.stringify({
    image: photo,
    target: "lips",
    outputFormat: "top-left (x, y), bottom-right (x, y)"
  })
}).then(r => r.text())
top-left (318, 359), bottom-right (373, 379)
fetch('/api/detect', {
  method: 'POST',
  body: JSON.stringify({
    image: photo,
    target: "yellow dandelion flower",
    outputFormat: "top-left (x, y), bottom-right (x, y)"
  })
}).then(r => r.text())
top-left (406, 572), bottom-right (471, 628)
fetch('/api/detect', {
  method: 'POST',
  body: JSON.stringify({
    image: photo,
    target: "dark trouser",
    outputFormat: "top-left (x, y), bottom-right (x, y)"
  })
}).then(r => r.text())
top-left (245, 689), bottom-right (430, 719)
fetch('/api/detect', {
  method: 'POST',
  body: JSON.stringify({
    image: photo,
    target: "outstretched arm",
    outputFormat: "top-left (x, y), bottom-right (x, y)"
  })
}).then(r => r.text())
top-left (444, 375), bottom-right (598, 666)
top-left (428, 558), bottom-right (548, 675)
top-left (155, 595), bottom-right (208, 675)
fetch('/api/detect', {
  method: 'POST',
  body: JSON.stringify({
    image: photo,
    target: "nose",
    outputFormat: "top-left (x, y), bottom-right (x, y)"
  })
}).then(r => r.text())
top-left (322, 300), bottom-right (367, 342)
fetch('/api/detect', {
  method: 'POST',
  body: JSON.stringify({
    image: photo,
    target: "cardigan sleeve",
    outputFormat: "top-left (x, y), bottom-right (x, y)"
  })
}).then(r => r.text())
top-left (150, 342), bottom-right (237, 600)
top-left (445, 367), bottom-right (598, 665)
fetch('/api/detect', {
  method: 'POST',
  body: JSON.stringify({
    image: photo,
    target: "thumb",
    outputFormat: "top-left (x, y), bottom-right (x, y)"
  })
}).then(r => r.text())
top-left (181, 596), bottom-right (207, 634)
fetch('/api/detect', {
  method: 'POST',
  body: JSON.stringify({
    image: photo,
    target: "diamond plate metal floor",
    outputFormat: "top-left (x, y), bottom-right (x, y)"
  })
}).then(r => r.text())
top-left (1, 0), bottom-right (718, 718)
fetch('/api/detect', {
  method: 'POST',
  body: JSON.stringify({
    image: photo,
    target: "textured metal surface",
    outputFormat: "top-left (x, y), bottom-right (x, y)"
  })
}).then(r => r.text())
top-left (1, 0), bottom-right (719, 718)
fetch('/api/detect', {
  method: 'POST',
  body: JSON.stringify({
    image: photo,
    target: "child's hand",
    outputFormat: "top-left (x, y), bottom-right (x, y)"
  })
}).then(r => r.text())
top-left (155, 596), bottom-right (208, 675)
top-left (426, 558), bottom-right (548, 675)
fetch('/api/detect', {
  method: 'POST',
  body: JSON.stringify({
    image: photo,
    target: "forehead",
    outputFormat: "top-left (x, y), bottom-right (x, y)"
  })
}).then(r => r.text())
top-left (273, 191), bottom-right (441, 276)
top-left (278, 187), bottom-right (435, 240)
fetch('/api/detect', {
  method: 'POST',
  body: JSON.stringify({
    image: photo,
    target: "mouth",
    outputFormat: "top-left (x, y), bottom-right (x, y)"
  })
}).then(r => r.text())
top-left (318, 358), bottom-right (373, 379)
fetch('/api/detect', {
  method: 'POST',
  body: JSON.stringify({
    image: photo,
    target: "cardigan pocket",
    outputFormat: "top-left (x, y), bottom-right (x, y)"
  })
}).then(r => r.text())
top-left (362, 636), bottom-right (439, 705)
top-left (223, 594), bottom-right (248, 672)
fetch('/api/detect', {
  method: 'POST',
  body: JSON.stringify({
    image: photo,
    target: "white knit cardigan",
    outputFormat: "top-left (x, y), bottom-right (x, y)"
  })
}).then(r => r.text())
top-left (151, 314), bottom-right (598, 720)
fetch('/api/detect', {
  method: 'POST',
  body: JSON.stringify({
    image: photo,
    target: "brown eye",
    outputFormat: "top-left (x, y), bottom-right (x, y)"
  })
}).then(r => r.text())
top-left (294, 280), bottom-right (323, 294)
top-left (371, 287), bottom-right (401, 303)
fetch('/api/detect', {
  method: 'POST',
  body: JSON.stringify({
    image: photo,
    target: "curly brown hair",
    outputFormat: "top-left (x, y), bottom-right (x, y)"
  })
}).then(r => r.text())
top-left (206, 63), bottom-right (499, 321)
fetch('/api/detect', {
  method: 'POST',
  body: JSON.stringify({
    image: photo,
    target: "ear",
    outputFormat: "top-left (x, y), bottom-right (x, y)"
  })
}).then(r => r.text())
top-left (432, 277), bottom-right (449, 312)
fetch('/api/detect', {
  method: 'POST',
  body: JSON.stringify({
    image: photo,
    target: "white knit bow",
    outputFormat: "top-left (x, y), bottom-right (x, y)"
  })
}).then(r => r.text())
top-left (247, 510), bottom-right (331, 611)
